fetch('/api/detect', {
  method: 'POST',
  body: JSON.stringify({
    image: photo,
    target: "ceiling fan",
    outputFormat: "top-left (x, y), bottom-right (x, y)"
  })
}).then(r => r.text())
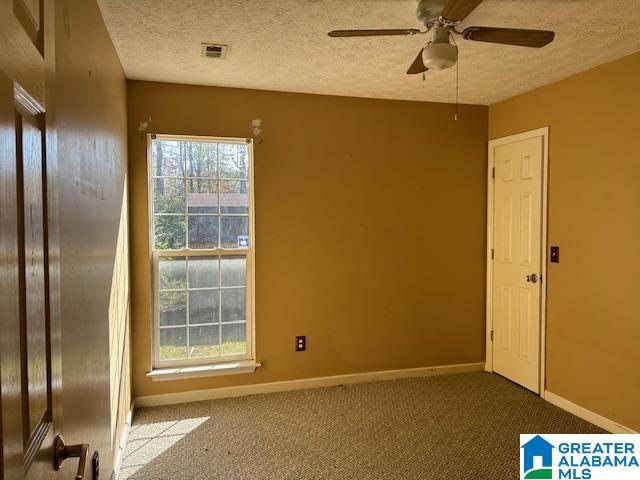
top-left (328, 0), bottom-right (555, 74)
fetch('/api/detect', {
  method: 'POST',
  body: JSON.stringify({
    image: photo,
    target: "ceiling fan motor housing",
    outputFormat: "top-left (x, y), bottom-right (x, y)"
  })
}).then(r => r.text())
top-left (422, 26), bottom-right (458, 70)
top-left (416, 0), bottom-right (449, 26)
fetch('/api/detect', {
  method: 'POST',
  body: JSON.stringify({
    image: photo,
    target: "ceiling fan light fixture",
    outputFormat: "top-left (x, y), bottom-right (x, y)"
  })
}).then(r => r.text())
top-left (326, 0), bottom-right (556, 75)
top-left (421, 42), bottom-right (457, 70)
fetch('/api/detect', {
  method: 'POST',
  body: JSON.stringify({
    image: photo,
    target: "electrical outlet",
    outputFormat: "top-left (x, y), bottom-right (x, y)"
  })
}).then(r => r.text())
top-left (295, 336), bottom-right (306, 352)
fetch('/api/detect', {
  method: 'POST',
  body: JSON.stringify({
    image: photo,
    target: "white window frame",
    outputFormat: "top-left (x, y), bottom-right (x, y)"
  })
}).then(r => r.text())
top-left (148, 133), bottom-right (256, 369)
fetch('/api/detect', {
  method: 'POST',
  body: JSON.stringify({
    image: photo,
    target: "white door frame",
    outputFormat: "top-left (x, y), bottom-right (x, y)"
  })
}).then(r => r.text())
top-left (485, 127), bottom-right (550, 398)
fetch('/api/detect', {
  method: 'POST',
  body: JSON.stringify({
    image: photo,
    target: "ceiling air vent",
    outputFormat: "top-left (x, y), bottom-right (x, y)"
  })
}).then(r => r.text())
top-left (201, 43), bottom-right (229, 59)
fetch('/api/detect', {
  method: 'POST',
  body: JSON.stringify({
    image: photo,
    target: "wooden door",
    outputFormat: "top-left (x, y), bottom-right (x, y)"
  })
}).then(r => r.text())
top-left (492, 135), bottom-right (544, 393)
top-left (0, 1), bottom-right (71, 479)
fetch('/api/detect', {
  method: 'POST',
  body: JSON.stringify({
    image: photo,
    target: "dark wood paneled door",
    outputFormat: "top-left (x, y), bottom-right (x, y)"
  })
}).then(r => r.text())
top-left (1, 1), bottom-right (86, 480)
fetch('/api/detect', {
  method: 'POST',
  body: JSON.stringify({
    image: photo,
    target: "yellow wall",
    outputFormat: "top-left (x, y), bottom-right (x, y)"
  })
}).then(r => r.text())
top-left (54, 0), bottom-right (130, 474)
top-left (489, 52), bottom-right (640, 431)
top-left (128, 81), bottom-right (488, 397)
top-left (109, 179), bottom-right (131, 459)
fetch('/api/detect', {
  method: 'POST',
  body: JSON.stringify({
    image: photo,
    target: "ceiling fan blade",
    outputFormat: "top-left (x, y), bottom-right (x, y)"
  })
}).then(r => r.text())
top-left (462, 27), bottom-right (555, 47)
top-left (407, 50), bottom-right (428, 75)
top-left (328, 29), bottom-right (421, 38)
top-left (441, 0), bottom-right (484, 22)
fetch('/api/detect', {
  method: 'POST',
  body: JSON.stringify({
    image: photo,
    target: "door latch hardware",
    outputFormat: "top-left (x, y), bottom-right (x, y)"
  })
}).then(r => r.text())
top-left (526, 273), bottom-right (538, 283)
top-left (54, 435), bottom-right (89, 480)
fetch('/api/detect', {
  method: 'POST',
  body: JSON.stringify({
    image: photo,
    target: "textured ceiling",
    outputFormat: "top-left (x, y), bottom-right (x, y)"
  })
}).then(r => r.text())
top-left (97, 0), bottom-right (640, 105)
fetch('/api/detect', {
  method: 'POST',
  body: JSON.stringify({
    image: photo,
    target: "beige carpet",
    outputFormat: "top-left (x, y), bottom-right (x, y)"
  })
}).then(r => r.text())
top-left (120, 372), bottom-right (603, 479)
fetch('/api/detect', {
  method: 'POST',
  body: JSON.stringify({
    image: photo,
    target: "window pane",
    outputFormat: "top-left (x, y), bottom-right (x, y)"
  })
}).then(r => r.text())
top-left (159, 290), bottom-right (186, 326)
top-left (219, 180), bottom-right (248, 214)
top-left (154, 215), bottom-right (186, 249)
top-left (220, 216), bottom-right (249, 249)
top-left (152, 137), bottom-right (252, 366)
top-left (159, 257), bottom-right (186, 289)
top-left (187, 179), bottom-right (218, 214)
top-left (188, 256), bottom-right (219, 288)
top-left (189, 290), bottom-right (219, 324)
top-left (219, 144), bottom-right (248, 179)
top-left (189, 326), bottom-right (219, 358)
top-left (221, 288), bottom-right (245, 322)
top-left (188, 215), bottom-right (218, 249)
top-left (221, 323), bottom-right (246, 356)
top-left (152, 140), bottom-right (184, 177)
top-left (186, 142), bottom-right (217, 177)
top-left (153, 178), bottom-right (185, 213)
top-left (221, 256), bottom-right (245, 287)
top-left (160, 328), bottom-right (187, 360)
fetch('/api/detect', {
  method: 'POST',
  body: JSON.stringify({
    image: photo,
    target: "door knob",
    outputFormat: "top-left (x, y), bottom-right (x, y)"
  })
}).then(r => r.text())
top-left (526, 273), bottom-right (538, 283)
top-left (54, 435), bottom-right (89, 480)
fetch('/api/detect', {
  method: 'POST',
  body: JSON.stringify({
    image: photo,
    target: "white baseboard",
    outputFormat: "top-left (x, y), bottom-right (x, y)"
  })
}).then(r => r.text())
top-left (135, 362), bottom-right (484, 408)
top-left (111, 401), bottom-right (134, 480)
top-left (544, 391), bottom-right (638, 434)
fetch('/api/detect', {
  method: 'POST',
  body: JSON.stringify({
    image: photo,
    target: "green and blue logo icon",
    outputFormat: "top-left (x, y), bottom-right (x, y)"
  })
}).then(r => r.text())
top-left (521, 435), bottom-right (554, 479)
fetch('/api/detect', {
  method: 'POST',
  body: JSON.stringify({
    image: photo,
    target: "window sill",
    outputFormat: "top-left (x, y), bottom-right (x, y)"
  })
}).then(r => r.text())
top-left (146, 360), bottom-right (261, 382)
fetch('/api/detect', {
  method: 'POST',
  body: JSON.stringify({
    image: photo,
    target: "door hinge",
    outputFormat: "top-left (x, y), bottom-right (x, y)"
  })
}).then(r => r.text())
top-left (490, 330), bottom-right (494, 341)
top-left (490, 248), bottom-right (494, 260)
top-left (492, 167), bottom-right (495, 179)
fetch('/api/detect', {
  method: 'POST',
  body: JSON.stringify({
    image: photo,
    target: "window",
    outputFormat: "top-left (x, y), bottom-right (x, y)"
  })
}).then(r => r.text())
top-left (149, 134), bottom-right (254, 368)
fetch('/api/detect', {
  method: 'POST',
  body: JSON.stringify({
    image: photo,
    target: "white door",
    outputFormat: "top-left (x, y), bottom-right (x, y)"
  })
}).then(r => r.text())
top-left (492, 135), bottom-right (544, 393)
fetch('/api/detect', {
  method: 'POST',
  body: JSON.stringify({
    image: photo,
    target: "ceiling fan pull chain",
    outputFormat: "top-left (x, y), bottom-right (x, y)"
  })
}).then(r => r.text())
top-left (455, 58), bottom-right (459, 121)
top-left (450, 32), bottom-right (459, 121)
